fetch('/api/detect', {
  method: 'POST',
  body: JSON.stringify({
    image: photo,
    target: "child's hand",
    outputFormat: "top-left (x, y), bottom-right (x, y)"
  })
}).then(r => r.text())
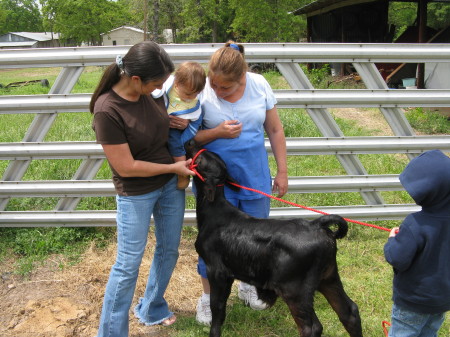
top-left (389, 227), bottom-right (400, 238)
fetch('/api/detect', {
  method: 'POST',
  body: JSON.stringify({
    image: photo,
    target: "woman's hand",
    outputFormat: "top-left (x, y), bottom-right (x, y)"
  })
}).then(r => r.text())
top-left (217, 120), bottom-right (242, 139)
top-left (169, 115), bottom-right (189, 130)
top-left (172, 159), bottom-right (195, 176)
top-left (272, 172), bottom-right (288, 198)
top-left (193, 120), bottom-right (242, 145)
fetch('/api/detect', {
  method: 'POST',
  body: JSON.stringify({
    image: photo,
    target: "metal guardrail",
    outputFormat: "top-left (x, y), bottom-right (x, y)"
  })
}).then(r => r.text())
top-left (1, 43), bottom-right (449, 227)
top-left (2, 136), bottom-right (450, 160)
top-left (1, 89), bottom-right (450, 114)
top-left (1, 43), bottom-right (450, 68)
top-left (0, 205), bottom-right (421, 227)
top-left (0, 174), bottom-right (402, 198)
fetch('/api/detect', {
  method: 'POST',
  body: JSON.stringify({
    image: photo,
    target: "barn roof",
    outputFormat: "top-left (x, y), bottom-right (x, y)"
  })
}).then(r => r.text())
top-left (293, 0), bottom-right (450, 16)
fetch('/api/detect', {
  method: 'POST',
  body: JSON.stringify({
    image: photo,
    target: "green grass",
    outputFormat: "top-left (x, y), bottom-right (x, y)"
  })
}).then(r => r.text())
top-left (0, 66), bottom-right (449, 334)
top-left (406, 107), bottom-right (450, 134)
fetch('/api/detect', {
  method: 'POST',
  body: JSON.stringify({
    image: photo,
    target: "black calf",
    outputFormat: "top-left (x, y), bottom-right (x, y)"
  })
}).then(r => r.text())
top-left (185, 140), bottom-right (363, 337)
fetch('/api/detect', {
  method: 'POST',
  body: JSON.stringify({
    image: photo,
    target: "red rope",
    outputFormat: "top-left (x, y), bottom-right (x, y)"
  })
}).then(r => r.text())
top-left (189, 149), bottom-right (207, 182)
top-left (228, 182), bottom-right (391, 232)
top-left (382, 321), bottom-right (391, 336)
top-left (190, 149), bottom-right (391, 232)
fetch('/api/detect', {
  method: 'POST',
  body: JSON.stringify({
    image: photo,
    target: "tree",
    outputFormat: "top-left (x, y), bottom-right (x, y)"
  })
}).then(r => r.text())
top-left (151, 0), bottom-right (159, 42)
top-left (0, 0), bottom-right (43, 34)
top-left (159, 0), bottom-right (185, 43)
top-left (427, 2), bottom-right (450, 31)
top-left (40, 0), bottom-right (130, 45)
top-left (180, 0), bottom-right (234, 43)
top-left (229, 0), bottom-right (304, 42)
top-left (389, 2), bottom-right (450, 41)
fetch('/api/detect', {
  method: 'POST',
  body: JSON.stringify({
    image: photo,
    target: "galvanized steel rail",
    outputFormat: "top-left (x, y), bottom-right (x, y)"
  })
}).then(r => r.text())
top-left (0, 174), bottom-right (403, 198)
top-left (2, 89), bottom-right (450, 114)
top-left (1, 43), bottom-right (450, 68)
top-left (0, 204), bottom-right (421, 228)
top-left (2, 136), bottom-right (449, 160)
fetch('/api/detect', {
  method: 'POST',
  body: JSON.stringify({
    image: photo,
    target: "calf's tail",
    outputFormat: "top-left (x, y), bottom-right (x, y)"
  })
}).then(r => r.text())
top-left (315, 214), bottom-right (348, 239)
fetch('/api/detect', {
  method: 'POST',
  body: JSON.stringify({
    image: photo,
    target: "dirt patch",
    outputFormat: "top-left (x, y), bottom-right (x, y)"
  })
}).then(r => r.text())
top-left (0, 235), bottom-right (201, 337)
top-left (330, 108), bottom-right (394, 135)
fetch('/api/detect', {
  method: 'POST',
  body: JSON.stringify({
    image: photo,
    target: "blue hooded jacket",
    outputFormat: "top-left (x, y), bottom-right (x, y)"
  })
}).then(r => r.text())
top-left (384, 149), bottom-right (450, 314)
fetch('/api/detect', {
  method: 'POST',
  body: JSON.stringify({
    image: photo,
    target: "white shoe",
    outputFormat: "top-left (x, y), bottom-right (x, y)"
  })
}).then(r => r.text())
top-left (238, 283), bottom-right (268, 310)
top-left (196, 295), bottom-right (212, 326)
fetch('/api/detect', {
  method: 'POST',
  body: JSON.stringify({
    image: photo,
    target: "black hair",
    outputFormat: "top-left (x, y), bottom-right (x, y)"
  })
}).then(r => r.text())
top-left (90, 41), bottom-right (174, 113)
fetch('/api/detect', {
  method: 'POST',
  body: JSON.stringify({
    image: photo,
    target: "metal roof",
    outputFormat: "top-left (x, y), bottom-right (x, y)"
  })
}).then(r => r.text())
top-left (293, 0), bottom-right (379, 15)
top-left (8, 32), bottom-right (60, 41)
top-left (293, 0), bottom-right (450, 16)
top-left (100, 26), bottom-right (144, 36)
top-left (0, 41), bottom-right (36, 48)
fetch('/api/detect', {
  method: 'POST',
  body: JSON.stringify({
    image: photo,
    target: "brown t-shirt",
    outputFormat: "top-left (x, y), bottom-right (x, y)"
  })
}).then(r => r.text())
top-left (92, 90), bottom-right (174, 196)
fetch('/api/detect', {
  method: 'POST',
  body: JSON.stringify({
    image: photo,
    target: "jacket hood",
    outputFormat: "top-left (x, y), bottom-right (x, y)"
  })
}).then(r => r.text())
top-left (399, 150), bottom-right (450, 210)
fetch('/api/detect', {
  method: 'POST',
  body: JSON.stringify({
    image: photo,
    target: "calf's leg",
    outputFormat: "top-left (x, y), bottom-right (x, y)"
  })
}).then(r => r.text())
top-left (208, 274), bottom-right (234, 337)
top-left (319, 275), bottom-right (363, 337)
top-left (281, 283), bottom-right (323, 337)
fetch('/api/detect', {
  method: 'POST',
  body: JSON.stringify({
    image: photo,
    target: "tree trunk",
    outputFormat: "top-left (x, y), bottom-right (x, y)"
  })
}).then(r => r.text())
top-left (143, 0), bottom-right (148, 41)
top-left (152, 0), bottom-right (160, 42)
top-left (212, 0), bottom-right (218, 43)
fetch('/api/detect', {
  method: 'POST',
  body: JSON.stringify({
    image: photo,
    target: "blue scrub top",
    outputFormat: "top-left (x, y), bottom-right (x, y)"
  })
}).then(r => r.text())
top-left (199, 72), bottom-right (277, 200)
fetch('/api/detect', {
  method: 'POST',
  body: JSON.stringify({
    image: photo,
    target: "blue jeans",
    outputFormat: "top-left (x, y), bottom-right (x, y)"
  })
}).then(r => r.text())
top-left (97, 176), bottom-right (185, 337)
top-left (388, 304), bottom-right (446, 337)
top-left (197, 197), bottom-right (270, 278)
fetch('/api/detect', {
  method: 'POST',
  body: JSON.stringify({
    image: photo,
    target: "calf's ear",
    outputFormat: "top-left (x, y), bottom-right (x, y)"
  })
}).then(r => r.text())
top-left (226, 174), bottom-right (241, 192)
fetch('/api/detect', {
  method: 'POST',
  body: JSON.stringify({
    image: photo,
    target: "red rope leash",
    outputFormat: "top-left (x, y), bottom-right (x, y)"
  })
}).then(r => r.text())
top-left (189, 149), bottom-right (207, 182)
top-left (382, 321), bottom-right (391, 336)
top-left (228, 182), bottom-right (391, 232)
top-left (189, 149), bottom-right (391, 232)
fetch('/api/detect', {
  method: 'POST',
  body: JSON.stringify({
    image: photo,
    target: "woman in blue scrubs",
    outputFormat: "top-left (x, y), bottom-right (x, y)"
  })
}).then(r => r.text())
top-left (194, 41), bottom-right (288, 325)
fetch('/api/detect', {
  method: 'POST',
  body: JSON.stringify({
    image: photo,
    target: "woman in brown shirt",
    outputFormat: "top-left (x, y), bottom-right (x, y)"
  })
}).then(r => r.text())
top-left (91, 41), bottom-right (194, 336)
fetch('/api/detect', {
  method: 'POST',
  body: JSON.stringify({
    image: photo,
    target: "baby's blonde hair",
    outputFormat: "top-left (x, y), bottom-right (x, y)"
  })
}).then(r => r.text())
top-left (174, 62), bottom-right (206, 93)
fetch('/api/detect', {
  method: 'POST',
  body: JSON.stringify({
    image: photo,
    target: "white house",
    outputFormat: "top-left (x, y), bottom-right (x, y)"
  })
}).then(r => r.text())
top-left (101, 26), bottom-right (145, 46)
top-left (0, 32), bottom-right (61, 49)
top-left (101, 26), bottom-right (174, 46)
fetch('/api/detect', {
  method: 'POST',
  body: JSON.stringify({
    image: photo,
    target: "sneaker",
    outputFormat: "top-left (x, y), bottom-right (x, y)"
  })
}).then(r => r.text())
top-left (196, 295), bottom-right (212, 326)
top-left (238, 282), bottom-right (268, 310)
top-left (177, 175), bottom-right (190, 190)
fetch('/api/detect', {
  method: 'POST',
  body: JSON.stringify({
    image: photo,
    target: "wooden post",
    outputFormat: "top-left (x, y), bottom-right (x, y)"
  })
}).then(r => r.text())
top-left (417, 0), bottom-right (428, 89)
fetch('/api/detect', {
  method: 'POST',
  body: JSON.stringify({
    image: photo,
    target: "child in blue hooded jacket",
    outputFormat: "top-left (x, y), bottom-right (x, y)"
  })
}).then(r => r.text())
top-left (384, 149), bottom-right (450, 337)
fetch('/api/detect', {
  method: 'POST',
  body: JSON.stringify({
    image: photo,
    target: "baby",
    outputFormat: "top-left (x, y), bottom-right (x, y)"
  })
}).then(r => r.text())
top-left (162, 62), bottom-right (206, 189)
